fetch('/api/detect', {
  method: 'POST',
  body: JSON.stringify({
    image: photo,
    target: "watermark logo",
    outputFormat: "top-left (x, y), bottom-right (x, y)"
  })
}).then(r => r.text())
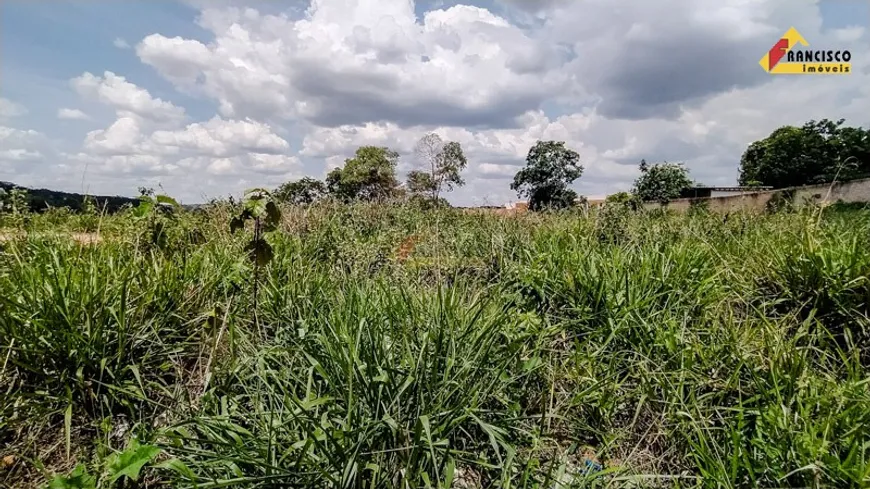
top-left (759, 27), bottom-right (851, 74)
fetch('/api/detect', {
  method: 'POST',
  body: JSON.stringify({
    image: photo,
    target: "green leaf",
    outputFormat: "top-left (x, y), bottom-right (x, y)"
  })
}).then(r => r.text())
top-left (443, 457), bottom-right (455, 489)
top-left (229, 216), bottom-right (245, 234)
top-left (418, 415), bottom-right (438, 465)
top-left (521, 356), bottom-right (542, 372)
top-left (106, 438), bottom-right (161, 484)
top-left (47, 465), bottom-right (96, 489)
top-left (245, 239), bottom-right (274, 266)
top-left (264, 200), bottom-right (281, 227)
top-left (244, 195), bottom-right (267, 218)
top-left (64, 403), bottom-right (72, 461)
top-left (373, 368), bottom-right (389, 383)
top-left (132, 200), bottom-right (153, 219)
top-left (154, 458), bottom-right (196, 480)
top-left (155, 194), bottom-right (180, 207)
top-left (382, 413), bottom-right (398, 432)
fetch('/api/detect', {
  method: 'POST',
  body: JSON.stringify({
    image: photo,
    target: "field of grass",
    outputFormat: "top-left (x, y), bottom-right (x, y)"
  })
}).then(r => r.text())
top-left (1, 201), bottom-right (869, 488)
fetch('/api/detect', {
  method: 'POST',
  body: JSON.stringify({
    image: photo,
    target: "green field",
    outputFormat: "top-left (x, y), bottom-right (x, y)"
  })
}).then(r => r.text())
top-left (1, 202), bottom-right (869, 488)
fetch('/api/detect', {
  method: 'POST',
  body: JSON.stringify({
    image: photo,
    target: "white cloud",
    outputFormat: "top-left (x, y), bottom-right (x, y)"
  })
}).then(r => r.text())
top-left (0, 125), bottom-right (50, 181)
top-left (113, 37), bottom-right (131, 49)
top-left (84, 117), bottom-right (156, 155)
top-left (0, 148), bottom-right (43, 161)
top-left (0, 98), bottom-right (27, 119)
top-left (300, 110), bottom-right (597, 170)
top-left (170, 153), bottom-right (301, 178)
top-left (71, 71), bottom-right (186, 123)
top-left (69, 110), bottom-right (295, 196)
top-left (136, 1), bottom-right (567, 127)
top-left (301, 121), bottom-right (420, 157)
top-left (248, 153), bottom-right (301, 173)
top-left (478, 163), bottom-right (519, 178)
top-left (832, 26), bottom-right (865, 43)
top-left (0, 126), bottom-right (42, 143)
top-left (136, 35), bottom-right (213, 85)
top-left (57, 108), bottom-right (91, 120)
top-left (151, 117), bottom-right (290, 156)
top-left (2, 0), bottom-right (869, 205)
top-left (101, 154), bottom-right (179, 175)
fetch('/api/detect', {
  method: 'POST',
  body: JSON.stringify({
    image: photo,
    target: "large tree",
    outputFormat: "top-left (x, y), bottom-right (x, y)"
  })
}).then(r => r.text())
top-left (632, 160), bottom-right (693, 204)
top-left (739, 119), bottom-right (870, 188)
top-left (407, 133), bottom-right (468, 202)
top-left (511, 141), bottom-right (583, 211)
top-left (274, 177), bottom-right (327, 205)
top-left (326, 146), bottom-right (401, 202)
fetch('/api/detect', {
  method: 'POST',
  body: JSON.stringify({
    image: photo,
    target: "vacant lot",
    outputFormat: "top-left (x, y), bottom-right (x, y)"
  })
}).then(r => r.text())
top-left (1, 203), bottom-right (869, 488)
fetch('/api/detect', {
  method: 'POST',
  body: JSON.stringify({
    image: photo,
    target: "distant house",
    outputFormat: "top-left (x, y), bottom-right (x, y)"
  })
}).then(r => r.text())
top-left (680, 186), bottom-right (772, 199)
top-left (578, 198), bottom-right (606, 208)
top-left (505, 200), bottom-right (529, 210)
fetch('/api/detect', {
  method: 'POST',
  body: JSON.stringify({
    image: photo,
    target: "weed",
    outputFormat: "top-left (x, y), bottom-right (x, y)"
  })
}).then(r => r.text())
top-left (1, 203), bottom-right (868, 488)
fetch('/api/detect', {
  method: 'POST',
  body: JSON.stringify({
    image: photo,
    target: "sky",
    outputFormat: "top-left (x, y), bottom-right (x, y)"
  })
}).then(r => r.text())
top-left (0, 0), bottom-right (868, 206)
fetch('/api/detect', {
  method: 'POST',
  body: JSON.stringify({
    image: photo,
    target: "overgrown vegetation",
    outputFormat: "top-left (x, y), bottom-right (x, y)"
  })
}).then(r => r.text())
top-left (632, 159), bottom-right (694, 204)
top-left (1, 199), bottom-right (869, 488)
top-left (739, 118), bottom-right (870, 188)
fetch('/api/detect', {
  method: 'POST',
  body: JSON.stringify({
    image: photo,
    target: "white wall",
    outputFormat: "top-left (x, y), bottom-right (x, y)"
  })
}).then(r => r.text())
top-left (710, 190), bottom-right (749, 198)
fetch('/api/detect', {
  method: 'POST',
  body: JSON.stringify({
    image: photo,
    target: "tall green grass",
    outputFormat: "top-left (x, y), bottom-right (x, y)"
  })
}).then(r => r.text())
top-left (1, 203), bottom-right (868, 488)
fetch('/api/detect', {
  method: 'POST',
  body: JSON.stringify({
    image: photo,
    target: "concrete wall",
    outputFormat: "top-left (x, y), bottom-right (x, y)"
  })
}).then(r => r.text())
top-left (645, 177), bottom-right (870, 212)
top-left (710, 190), bottom-right (751, 198)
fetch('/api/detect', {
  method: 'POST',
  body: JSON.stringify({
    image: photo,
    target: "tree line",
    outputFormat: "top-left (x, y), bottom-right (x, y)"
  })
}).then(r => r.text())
top-left (275, 119), bottom-right (869, 211)
top-left (739, 118), bottom-right (870, 188)
top-left (276, 133), bottom-right (469, 208)
top-left (3, 119), bottom-right (866, 215)
top-left (626, 118), bottom-right (870, 205)
top-left (0, 181), bottom-right (139, 213)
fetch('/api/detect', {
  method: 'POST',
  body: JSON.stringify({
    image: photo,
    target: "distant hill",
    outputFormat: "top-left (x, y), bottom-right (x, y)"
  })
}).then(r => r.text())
top-left (0, 181), bottom-right (139, 213)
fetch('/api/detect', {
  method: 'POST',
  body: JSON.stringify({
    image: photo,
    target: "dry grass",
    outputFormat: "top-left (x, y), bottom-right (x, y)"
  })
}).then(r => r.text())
top-left (0, 230), bottom-right (103, 244)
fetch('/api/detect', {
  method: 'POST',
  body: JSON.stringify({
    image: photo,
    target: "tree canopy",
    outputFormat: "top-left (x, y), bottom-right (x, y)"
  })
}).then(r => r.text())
top-left (632, 160), bottom-right (693, 204)
top-left (274, 177), bottom-right (327, 205)
top-left (326, 146), bottom-right (401, 202)
top-left (511, 141), bottom-right (583, 211)
top-left (605, 191), bottom-right (640, 209)
top-left (407, 134), bottom-right (468, 202)
top-left (739, 119), bottom-right (870, 188)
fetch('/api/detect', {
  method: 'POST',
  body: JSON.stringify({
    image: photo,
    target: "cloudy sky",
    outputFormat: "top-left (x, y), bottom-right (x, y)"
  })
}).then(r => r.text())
top-left (1, 0), bottom-right (868, 205)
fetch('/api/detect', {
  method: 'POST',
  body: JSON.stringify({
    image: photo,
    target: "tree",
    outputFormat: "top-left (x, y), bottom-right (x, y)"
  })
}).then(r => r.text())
top-left (632, 160), bottom-right (693, 204)
top-left (834, 125), bottom-right (870, 179)
top-left (406, 171), bottom-right (435, 196)
top-left (510, 141), bottom-right (583, 211)
top-left (738, 119), bottom-right (870, 188)
top-left (606, 191), bottom-right (633, 204)
top-left (408, 134), bottom-right (468, 202)
top-left (274, 177), bottom-right (326, 205)
top-left (326, 146), bottom-right (401, 202)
